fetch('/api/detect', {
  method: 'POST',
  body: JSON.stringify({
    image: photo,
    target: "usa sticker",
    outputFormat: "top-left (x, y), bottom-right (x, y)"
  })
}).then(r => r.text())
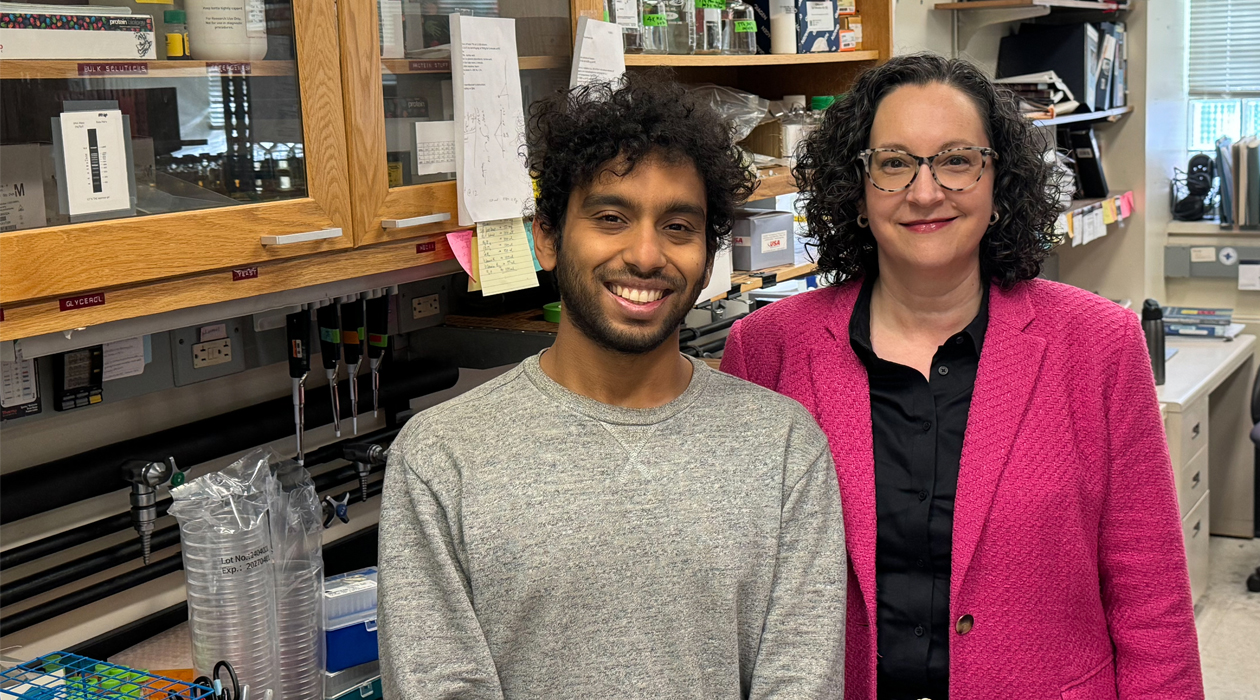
top-left (761, 230), bottom-right (788, 254)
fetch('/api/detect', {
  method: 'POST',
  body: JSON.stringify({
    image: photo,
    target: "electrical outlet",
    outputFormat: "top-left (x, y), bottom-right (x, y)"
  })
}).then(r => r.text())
top-left (192, 339), bottom-right (232, 369)
top-left (412, 294), bottom-right (441, 320)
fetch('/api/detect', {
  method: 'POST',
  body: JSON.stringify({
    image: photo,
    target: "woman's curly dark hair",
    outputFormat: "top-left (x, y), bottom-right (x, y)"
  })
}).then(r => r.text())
top-left (527, 69), bottom-right (757, 256)
top-left (793, 53), bottom-right (1061, 289)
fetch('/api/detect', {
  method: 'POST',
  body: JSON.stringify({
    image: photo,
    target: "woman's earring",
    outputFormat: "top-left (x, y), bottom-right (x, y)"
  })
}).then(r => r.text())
top-left (856, 214), bottom-right (869, 228)
top-left (989, 211), bottom-right (1000, 225)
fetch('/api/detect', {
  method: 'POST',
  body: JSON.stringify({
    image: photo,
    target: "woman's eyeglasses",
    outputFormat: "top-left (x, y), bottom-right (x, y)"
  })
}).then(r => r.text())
top-left (857, 147), bottom-right (998, 193)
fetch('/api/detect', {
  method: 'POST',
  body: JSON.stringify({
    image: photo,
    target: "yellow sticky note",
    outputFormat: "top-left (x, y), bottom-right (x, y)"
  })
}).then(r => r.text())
top-left (468, 237), bottom-right (482, 292)
top-left (1102, 199), bottom-right (1117, 224)
top-left (476, 218), bottom-right (540, 296)
top-left (1065, 212), bottom-right (1073, 238)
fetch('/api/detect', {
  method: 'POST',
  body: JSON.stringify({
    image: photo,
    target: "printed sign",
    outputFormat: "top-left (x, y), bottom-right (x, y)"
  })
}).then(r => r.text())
top-left (78, 63), bottom-right (148, 76)
top-left (232, 267), bottom-right (259, 281)
top-left (416, 241), bottom-right (437, 253)
top-left (59, 292), bottom-right (105, 311)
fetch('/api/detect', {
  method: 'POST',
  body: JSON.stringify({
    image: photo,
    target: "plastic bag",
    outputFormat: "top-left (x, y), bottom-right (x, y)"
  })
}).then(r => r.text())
top-left (169, 449), bottom-right (282, 698)
top-left (271, 461), bottom-right (326, 700)
top-left (688, 84), bottom-right (771, 143)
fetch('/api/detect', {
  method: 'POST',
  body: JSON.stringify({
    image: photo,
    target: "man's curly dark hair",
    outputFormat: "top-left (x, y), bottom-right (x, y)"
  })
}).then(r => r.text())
top-left (793, 53), bottom-right (1061, 289)
top-left (527, 70), bottom-right (757, 257)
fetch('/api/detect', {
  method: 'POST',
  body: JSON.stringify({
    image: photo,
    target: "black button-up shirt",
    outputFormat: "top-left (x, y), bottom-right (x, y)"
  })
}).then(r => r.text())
top-left (849, 276), bottom-right (989, 700)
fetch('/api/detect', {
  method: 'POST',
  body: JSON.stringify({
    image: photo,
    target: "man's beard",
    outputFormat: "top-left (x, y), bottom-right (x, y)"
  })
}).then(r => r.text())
top-left (554, 245), bottom-right (707, 355)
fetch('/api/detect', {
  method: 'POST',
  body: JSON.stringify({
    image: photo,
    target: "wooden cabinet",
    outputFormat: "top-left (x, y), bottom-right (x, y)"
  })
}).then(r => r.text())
top-left (0, 0), bottom-right (352, 306)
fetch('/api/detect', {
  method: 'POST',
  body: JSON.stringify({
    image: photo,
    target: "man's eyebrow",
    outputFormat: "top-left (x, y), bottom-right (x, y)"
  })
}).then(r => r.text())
top-left (659, 201), bottom-right (706, 218)
top-left (581, 193), bottom-right (635, 210)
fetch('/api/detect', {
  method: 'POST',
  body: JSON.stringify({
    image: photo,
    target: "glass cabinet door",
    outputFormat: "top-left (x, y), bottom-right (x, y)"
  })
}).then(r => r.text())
top-left (342, 0), bottom-right (571, 246)
top-left (0, 0), bottom-right (352, 305)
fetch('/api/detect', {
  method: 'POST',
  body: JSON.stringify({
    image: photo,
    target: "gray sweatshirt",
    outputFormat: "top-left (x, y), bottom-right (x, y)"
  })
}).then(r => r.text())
top-left (378, 353), bottom-right (847, 699)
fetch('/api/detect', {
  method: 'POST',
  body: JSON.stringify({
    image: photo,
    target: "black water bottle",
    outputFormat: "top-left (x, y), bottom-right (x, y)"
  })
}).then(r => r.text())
top-left (1143, 299), bottom-right (1165, 386)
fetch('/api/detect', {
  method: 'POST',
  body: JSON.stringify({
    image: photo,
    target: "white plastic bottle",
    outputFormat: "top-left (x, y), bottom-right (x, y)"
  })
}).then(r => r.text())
top-left (723, 1), bottom-right (757, 54)
top-left (694, 0), bottom-right (723, 54)
top-left (186, 0), bottom-right (268, 61)
top-left (769, 0), bottom-right (796, 54)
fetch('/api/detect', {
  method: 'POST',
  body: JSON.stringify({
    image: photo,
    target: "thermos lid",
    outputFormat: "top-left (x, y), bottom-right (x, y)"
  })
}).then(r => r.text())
top-left (1142, 299), bottom-right (1163, 321)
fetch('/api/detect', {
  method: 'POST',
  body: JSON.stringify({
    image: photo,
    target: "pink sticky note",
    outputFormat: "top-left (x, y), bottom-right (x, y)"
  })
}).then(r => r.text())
top-left (446, 229), bottom-right (476, 281)
top-left (1119, 192), bottom-right (1134, 219)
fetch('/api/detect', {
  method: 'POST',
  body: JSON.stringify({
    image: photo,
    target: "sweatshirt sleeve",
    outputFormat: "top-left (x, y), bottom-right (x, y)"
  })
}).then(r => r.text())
top-left (378, 440), bottom-right (505, 700)
top-left (1099, 320), bottom-right (1204, 699)
top-left (748, 431), bottom-right (847, 699)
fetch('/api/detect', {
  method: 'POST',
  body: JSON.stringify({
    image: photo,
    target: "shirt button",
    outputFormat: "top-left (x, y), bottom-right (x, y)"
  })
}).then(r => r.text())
top-left (955, 336), bottom-right (964, 345)
top-left (914, 625), bottom-right (925, 637)
top-left (938, 365), bottom-right (949, 376)
top-left (916, 558), bottom-right (925, 568)
top-left (922, 421), bottom-right (932, 432)
top-left (918, 490), bottom-right (928, 501)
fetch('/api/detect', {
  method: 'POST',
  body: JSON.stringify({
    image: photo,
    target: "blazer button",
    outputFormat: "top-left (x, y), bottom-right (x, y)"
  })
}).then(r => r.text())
top-left (956, 614), bottom-right (974, 635)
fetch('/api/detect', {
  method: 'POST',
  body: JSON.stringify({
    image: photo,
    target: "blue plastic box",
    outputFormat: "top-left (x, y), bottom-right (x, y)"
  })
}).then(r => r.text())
top-left (325, 568), bottom-right (379, 673)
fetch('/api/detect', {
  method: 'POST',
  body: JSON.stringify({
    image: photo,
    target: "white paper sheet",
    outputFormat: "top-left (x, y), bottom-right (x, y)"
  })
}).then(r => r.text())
top-left (570, 17), bottom-right (626, 89)
top-left (0, 358), bottom-right (38, 408)
top-left (0, 143), bottom-right (47, 232)
top-left (698, 247), bottom-right (734, 302)
top-left (1071, 211), bottom-right (1084, 247)
top-left (415, 120), bottom-right (457, 176)
top-left (1239, 261), bottom-right (1260, 291)
top-left (475, 218), bottom-right (539, 295)
top-left (1090, 208), bottom-right (1106, 242)
top-left (451, 15), bottom-right (533, 225)
top-left (103, 336), bottom-right (146, 382)
top-left (60, 109), bottom-right (130, 216)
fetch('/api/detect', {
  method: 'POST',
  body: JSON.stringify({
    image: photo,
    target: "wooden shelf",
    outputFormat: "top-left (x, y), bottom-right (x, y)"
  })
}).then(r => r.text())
top-left (625, 51), bottom-right (879, 68)
top-left (0, 60), bottom-right (296, 80)
top-left (1030, 105), bottom-right (1133, 127)
top-left (381, 55), bottom-right (568, 75)
top-left (719, 261), bottom-right (818, 300)
top-left (935, 0), bottom-right (1126, 10)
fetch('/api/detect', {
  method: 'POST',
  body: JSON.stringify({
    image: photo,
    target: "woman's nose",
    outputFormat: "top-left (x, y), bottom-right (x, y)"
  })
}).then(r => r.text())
top-left (905, 162), bottom-right (946, 207)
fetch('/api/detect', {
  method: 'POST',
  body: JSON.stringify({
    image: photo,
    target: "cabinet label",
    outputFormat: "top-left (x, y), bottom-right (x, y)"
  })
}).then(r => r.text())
top-left (416, 241), bottom-right (437, 253)
top-left (60, 293), bottom-right (105, 312)
top-left (78, 63), bottom-right (148, 77)
top-left (206, 62), bottom-right (252, 75)
top-left (408, 60), bottom-right (451, 72)
top-left (232, 267), bottom-right (259, 281)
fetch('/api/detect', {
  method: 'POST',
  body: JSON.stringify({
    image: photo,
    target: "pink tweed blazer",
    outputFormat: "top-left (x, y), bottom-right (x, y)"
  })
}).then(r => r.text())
top-left (721, 278), bottom-right (1204, 700)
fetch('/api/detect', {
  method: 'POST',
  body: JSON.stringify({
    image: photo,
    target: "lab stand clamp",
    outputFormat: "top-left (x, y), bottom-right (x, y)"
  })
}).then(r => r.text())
top-left (343, 441), bottom-right (388, 503)
top-left (120, 456), bottom-right (184, 565)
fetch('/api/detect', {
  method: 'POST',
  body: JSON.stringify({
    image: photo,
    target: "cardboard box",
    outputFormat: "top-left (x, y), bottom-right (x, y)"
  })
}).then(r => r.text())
top-left (839, 28), bottom-right (857, 51)
top-left (0, 12), bottom-right (156, 59)
top-left (844, 15), bottom-right (863, 50)
top-left (740, 119), bottom-right (785, 158)
top-left (797, 0), bottom-right (839, 54)
top-left (837, 0), bottom-right (856, 15)
top-left (732, 209), bottom-right (795, 271)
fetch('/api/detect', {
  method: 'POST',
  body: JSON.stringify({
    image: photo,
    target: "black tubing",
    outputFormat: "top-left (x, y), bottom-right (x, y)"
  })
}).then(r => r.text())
top-left (0, 555), bottom-right (184, 637)
top-left (1, 362), bottom-right (455, 524)
top-left (1, 505), bottom-right (165, 570)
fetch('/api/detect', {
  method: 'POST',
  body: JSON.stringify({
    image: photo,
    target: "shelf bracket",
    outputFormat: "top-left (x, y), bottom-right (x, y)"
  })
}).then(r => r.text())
top-left (955, 7), bottom-right (1049, 53)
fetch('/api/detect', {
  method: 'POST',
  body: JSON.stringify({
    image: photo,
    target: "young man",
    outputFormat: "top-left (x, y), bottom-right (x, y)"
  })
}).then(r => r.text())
top-left (378, 74), bottom-right (847, 699)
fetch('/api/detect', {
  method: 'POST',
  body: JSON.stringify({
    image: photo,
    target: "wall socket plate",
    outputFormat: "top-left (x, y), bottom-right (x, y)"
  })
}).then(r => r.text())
top-left (171, 318), bottom-right (249, 386)
top-left (396, 278), bottom-right (449, 334)
top-left (412, 294), bottom-right (440, 320)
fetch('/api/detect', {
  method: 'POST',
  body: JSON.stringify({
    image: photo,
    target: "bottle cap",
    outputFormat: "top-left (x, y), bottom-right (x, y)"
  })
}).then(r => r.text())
top-left (1142, 299), bottom-right (1163, 321)
top-left (164, 9), bottom-right (186, 23)
top-left (811, 96), bottom-right (836, 110)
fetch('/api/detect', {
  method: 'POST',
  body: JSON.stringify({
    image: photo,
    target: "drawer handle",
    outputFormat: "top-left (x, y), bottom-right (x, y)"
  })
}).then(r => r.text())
top-left (259, 228), bottom-right (343, 246)
top-left (1193, 520), bottom-right (1202, 537)
top-left (1192, 471), bottom-right (1201, 488)
top-left (1191, 422), bottom-right (1201, 439)
top-left (381, 213), bottom-right (452, 229)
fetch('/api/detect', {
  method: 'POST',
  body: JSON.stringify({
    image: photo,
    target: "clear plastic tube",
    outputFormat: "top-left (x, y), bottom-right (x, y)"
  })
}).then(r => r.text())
top-left (271, 461), bottom-right (325, 700)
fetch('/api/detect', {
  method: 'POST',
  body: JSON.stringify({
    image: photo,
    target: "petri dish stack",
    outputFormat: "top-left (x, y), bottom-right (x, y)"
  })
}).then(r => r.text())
top-left (276, 559), bottom-right (324, 699)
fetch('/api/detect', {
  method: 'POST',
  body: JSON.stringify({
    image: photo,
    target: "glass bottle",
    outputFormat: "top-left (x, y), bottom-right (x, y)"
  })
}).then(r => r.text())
top-left (723, 1), bottom-right (757, 55)
top-left (609, 0), bottom-right (645, 54)
top-left (642, 0), bottom-right (670, 54)
top-left (695, 0), bottom-right (724, 54)
top-left (665, 0), bottom-right (695, 54)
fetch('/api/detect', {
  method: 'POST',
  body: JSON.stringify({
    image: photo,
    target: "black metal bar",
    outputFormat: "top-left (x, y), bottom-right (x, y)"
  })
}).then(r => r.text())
top-left (0, 554), bottom-right (184, 637)
top-left (1, 362), bottom-right (456, 524)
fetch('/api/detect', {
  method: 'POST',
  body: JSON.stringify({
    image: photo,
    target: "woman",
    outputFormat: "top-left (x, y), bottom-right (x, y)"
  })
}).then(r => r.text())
top-left (722, 54), bottom-right (1203, 700)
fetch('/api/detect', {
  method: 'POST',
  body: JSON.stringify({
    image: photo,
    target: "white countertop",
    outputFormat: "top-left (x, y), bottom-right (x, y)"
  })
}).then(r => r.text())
top-left (1156, 335), bottom-right (1257, 411)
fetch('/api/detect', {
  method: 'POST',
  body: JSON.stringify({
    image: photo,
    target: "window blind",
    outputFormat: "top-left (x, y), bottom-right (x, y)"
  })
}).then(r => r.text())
top-left (1190, 0), bottom-right (1260, 96)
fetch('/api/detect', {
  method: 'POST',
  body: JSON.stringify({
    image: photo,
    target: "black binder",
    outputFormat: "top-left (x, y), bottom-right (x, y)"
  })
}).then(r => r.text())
top-left (998, 23), bottom-right (1101, 112)
top-left (1069, 127), bottom-right (1109, 198)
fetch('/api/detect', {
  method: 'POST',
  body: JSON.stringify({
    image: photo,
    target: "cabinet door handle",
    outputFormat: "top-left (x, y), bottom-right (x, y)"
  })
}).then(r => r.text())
top-left (1191, 422), bottom-right (1201, 439)
top-left (1192, 471), bottom-right (1201, 488)
top-left (1192, 520), bottom-right (1201, 537)
top-left (259, 228), bottom-right (344, 246)
top-left (381, 213), bottom-right (452, 229)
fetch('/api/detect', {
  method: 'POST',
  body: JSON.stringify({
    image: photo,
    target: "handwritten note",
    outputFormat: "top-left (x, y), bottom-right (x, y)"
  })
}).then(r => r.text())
top-left (415, 120), bottom-right (457, 176)
top-left (102, 336), bottom-right (145, 381)
top-left (451, 15), bottom-right (533, 225)
top-left (468, 237), bottom-right (482, 292)
top-left (1119, 191), bottom-right (1134, 219)
top-left (570, 17), bottom-right (626, 89)
top-left (1102, 198), bottom-right (1117, 224)
top-left (476, 218), bottom-right (539, 295)
top-left (446, 229), bottom-right (476, 280)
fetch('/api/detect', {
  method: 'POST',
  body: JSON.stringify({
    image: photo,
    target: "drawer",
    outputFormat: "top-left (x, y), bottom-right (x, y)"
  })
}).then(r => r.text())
top-left (1176, 445), bottom-right (1209, 518)
top-left (1166, 396), bottom-right (1210, 470)
top-left (1182, 491), bottom-right (1210, 605)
